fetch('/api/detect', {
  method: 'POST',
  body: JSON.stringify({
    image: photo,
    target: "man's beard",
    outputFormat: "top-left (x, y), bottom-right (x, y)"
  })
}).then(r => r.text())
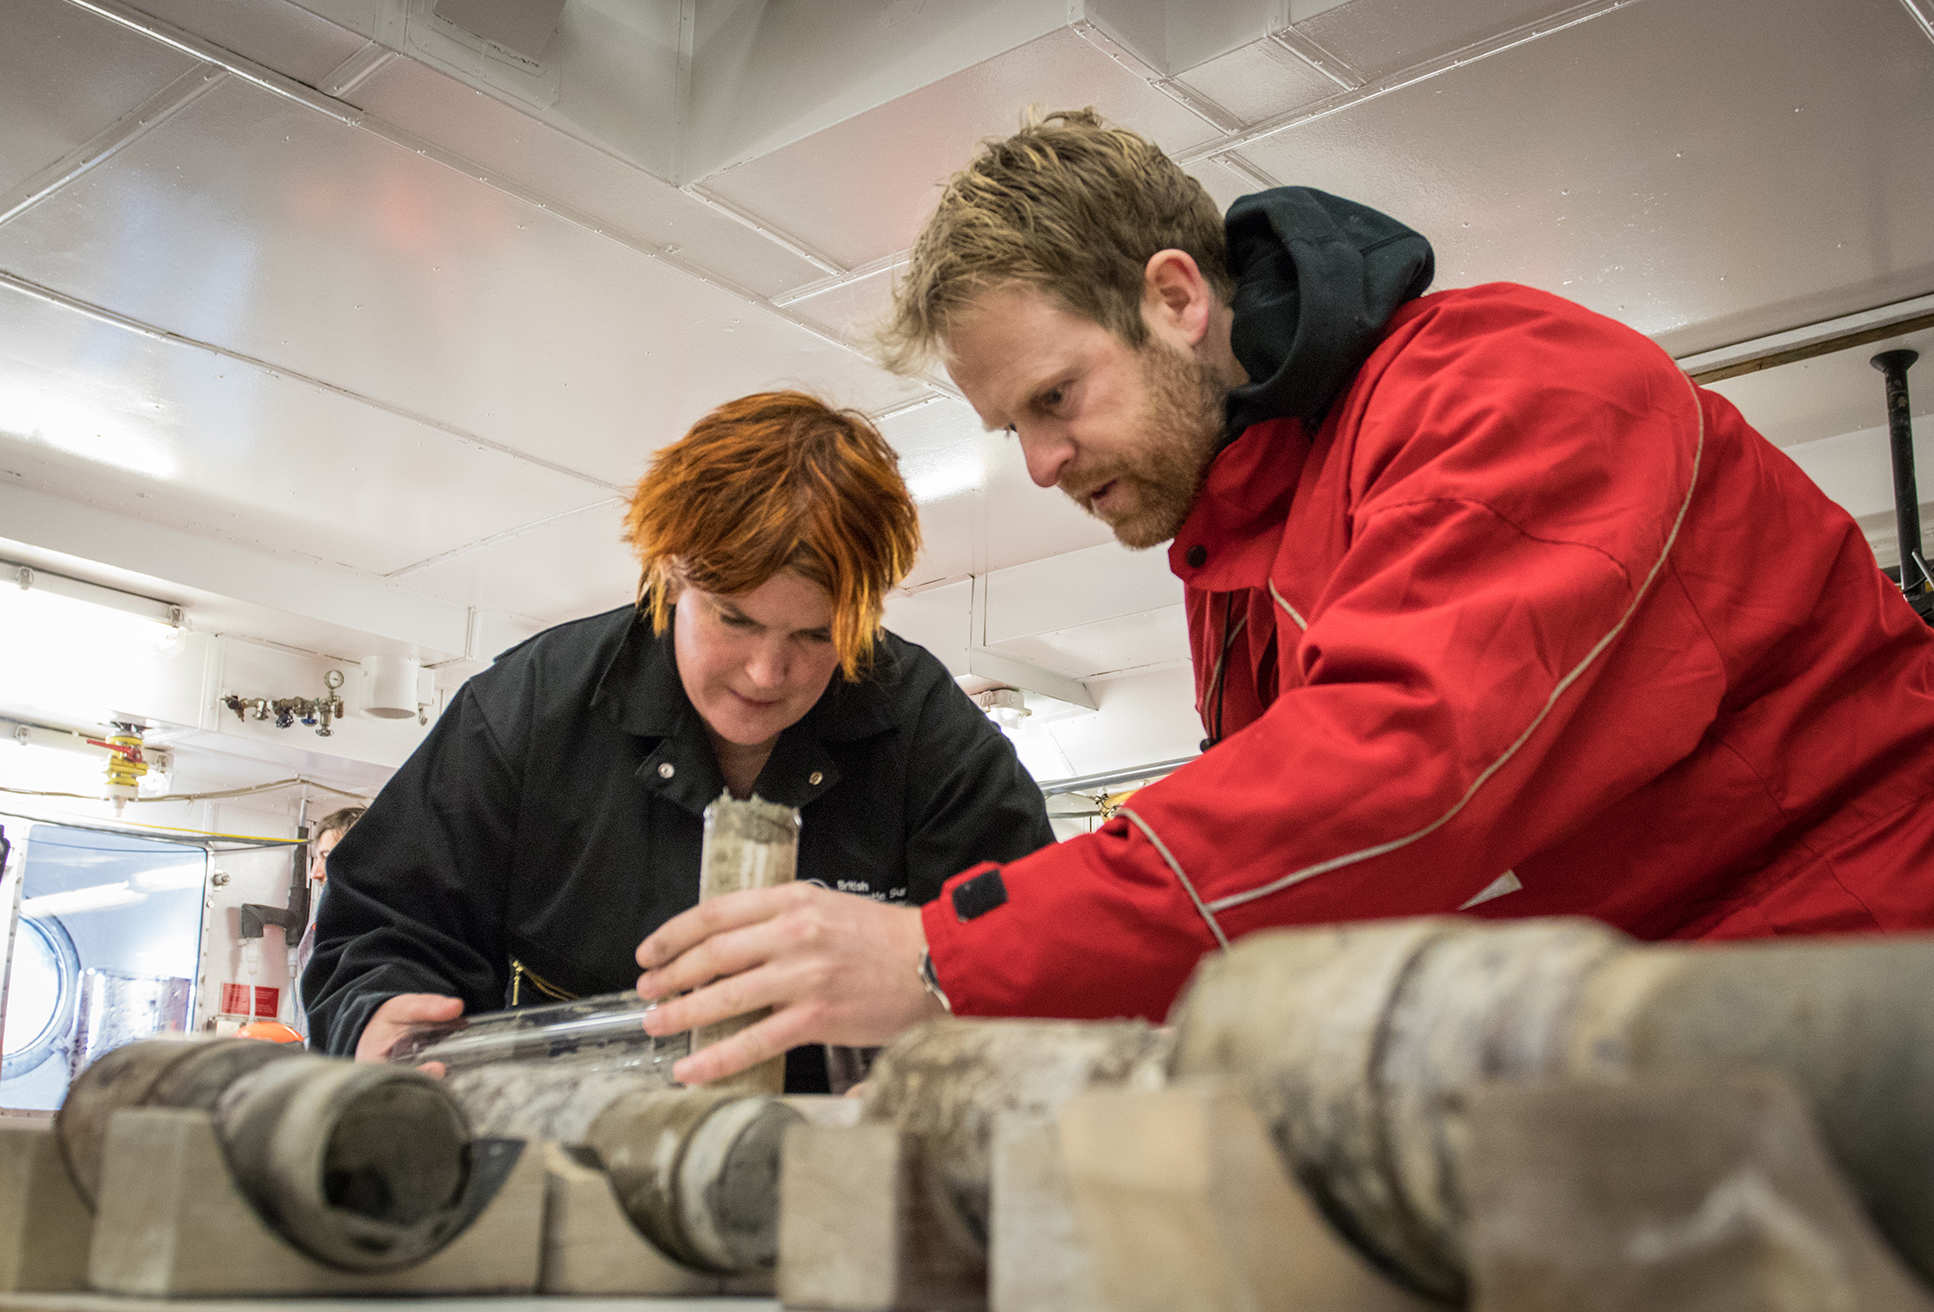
top-left (1064, 339), bottom-right (1225, 550)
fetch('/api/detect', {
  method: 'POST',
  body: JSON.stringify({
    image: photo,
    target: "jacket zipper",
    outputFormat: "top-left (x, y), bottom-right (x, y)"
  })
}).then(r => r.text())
top-left (509, 957), bottom-right (577, 1005)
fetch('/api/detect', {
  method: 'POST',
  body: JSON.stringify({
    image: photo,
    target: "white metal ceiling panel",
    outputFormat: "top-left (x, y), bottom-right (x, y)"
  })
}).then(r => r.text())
top-left (784, 264), bottom-right (900, 349)
top-left (882, 578), bottom-right (974, 675)
top-left (1238, 0), bottom-right (1934, 357)
top-left (902, 438), bottom-right (1118, 590)
top-left (1189, 155), bottom-right (1280, 212)
top-left (682, 0), bottom-right (1069, 178)
top-left (0, 281), bottom-right (610, 576)
top-left (1174, 37), bottom-right (1341, 125)
top-left (0, 78), bottom-right (927, 486)
top-left (0, 0), bottom-right (201, 200)
top-left (985, 602), bottom-right (1191, 680)
top-left (1294, 0), bottom-right (1586, 80)
top-left (696, 25), bottom-right (1228, 272)
top-left (390, 497), bottom-right (637, 629)
top-left (876, 395), bottom-right (992, 508)
top-left (983, 541), bottom-right (1182, 646)
top-left (118, 0), bottom-right (373, 87)
top-left (877, 396), bottom-right (985, 458)
top-left (1043, 660), bottom-right (1202, 775)
top-left (348, 57), bottom-right (829, 301)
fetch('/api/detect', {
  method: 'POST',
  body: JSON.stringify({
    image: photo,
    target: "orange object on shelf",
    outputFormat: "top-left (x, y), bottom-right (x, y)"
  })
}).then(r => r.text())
top-left (236, 1019), bottom-right (303, 1044)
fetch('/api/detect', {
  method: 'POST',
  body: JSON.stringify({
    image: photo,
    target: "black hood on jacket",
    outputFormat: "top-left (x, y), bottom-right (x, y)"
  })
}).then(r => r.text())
top-left (1222, 187), bottom-right (1435, 435)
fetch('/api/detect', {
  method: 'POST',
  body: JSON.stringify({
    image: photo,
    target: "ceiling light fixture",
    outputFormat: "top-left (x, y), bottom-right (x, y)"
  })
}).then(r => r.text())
top-left (3, 562), bottom-right (184, 632)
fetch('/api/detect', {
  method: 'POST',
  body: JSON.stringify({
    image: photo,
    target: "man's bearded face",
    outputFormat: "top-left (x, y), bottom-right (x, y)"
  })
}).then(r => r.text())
top-left (1064, 334), bottom-right (1225, 549)
top-left (943, 284), bottom-right (1226, 551)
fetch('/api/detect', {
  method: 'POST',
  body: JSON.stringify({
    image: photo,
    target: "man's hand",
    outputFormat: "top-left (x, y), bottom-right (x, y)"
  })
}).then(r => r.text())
top-left (355, 992), bottom-right (463, 1062)
top-left (634, 884), bottom-right (944, 1085)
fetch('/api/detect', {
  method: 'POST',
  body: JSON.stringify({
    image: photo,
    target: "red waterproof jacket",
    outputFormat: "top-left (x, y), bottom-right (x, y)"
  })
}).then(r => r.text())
top-left (923, 282), bottom-right (1934, 1021)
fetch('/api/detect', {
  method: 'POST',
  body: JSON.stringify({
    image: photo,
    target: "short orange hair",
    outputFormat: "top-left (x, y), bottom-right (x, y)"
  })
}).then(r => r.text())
top-left (624, 391), bottom-right (921, 679)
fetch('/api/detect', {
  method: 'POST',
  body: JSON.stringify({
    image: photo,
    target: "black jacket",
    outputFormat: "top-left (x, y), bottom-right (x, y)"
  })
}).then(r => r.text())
top-left (302, 604), bottom-right (1054, 1083)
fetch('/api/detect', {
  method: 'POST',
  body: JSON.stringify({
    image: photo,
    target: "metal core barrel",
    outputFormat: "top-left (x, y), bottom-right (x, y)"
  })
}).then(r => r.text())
top-left (1168, 918), bottom-right (1934, 1301)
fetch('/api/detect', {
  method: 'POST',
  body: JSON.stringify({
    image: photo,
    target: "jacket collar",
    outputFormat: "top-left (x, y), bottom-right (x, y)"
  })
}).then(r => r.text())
top-left (1169, 416), bottom-right (1308, 593)
top-left (590, 608), bottom-right (900, 813)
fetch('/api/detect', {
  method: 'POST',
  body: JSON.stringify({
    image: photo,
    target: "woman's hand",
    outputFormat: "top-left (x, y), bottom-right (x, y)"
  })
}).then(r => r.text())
top-left (635, 884), bottom-right (944, 1085)
top-left (355, 992), bottom-right (463, 1063)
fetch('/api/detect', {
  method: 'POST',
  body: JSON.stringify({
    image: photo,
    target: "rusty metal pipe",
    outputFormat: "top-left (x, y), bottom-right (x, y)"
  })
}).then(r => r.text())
top-left (1169, 918), bottom-right (1934, 1301)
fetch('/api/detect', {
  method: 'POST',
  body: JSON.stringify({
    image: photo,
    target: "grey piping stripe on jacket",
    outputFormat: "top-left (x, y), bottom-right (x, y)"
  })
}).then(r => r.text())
top-left (1119, 804), bottom-right (1232, 950)
top-left (1206, 370), bottom-right (1707, 915)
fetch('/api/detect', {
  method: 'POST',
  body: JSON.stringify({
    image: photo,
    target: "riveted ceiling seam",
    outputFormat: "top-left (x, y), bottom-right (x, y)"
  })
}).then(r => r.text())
top-left (381, 497), bottom-right (628, 580)
top-left (0, 65), bottom-right (225, 228)
top-left (1896, 0), bottom-right (1934, 44)
top-left (317, 41), bottom-right (394, 98)
top-left (0, 270), bottom-right (628, 495)
top-left (49, 0), bottom-right (911, 388)
top-left (1066, 19), bottom-right (1247, 135)
top-left (1263, 26), bottom-right (1363, 91)
top-left (1178, 0), bottom-right (1648, 165)
top-left (59, 0), bottom-right (366, 127)
top-left (676, 183), bottom-right (845, 277)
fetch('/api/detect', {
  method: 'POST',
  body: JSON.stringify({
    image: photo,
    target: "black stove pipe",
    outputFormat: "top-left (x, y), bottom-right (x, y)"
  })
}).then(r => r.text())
top-left (1871, 348), bottom-right (1933, 625)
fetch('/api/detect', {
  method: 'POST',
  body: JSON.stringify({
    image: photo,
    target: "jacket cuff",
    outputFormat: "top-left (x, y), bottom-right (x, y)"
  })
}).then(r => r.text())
top-left (920, 832), bottom-right (1219, 1021)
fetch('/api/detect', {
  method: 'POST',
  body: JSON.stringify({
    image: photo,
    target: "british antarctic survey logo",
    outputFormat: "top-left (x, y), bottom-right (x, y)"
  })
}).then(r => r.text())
top-left (802, 878), bottom-right (907, 903)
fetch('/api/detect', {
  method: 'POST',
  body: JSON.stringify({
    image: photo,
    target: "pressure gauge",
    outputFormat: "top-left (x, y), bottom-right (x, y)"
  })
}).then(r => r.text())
top-left (323, 669), bottom-right (345, 690)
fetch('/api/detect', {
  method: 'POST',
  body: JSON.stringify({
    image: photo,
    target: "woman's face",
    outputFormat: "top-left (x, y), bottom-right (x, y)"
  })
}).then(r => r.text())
top-left (673, 570), bottom-right (843, 753)
top-left (309, 830), bottom-right (340, 884)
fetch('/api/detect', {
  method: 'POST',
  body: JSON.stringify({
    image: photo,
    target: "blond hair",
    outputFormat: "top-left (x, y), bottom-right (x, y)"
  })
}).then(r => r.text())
top-left (623, 391), bottom-right (920, 680)
top-left (881, 108), bottom-right (1232, 373)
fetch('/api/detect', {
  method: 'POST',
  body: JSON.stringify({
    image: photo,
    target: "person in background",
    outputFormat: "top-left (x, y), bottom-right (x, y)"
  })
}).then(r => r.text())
top-left (301, 391), bottom-right (1053, 1092)
top-left (630, 108), bottom-right (1934, 1084)
top-left (289, 805), bottom-right (364, 1039)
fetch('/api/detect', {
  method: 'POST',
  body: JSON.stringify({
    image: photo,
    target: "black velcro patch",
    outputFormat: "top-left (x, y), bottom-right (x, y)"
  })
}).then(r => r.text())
top-left (952, 868), bottom-right (1008, 922)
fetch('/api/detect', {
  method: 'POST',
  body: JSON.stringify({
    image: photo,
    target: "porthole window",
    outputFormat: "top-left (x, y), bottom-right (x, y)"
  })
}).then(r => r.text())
top-left (1, 916), bottom-right (80, 1080)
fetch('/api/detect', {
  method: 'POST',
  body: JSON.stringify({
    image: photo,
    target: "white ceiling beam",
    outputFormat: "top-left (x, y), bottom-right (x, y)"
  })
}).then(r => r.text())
top-left (0, 482), bottom-right (471, 660)
top-left (1674, 293), bottom-right (1934, 384)
top-left (0, 271), bottom-right (624, 495)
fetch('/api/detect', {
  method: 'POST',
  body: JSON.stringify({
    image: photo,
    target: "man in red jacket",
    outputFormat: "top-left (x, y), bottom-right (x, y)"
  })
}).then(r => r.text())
top-left (635, 109), bottom-right (1934, 1083)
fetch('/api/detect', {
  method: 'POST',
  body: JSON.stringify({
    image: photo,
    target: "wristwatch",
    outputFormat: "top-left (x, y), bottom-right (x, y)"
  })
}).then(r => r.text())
top-left (916, 949), bottom-right (952, 1013)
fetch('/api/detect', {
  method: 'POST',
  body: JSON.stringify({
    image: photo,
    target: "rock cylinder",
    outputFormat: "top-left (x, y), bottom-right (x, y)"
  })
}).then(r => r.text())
top-left (57, 1038), bottom-right (475, 1272)
top-left (586, 1087), bottom-right (802, 1273)
top-left (860, 1017), bottom-right (1173, 1252)
top-left (693, 794), bottom-right (800, 1095)
top-left (212, 1054), bottom-right (474, 1271)
top-left (54, 1037), bottom-right (300, 1207)
top-left (1169, 918), bottom-right (1934, 1300)
top-left (443, 1061), bottom-right (676, 1144)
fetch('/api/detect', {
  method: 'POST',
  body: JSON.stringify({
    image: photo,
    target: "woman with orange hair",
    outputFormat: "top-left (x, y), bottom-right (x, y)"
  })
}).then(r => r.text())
top-left (302, 392), bottom-right (1052, 1093)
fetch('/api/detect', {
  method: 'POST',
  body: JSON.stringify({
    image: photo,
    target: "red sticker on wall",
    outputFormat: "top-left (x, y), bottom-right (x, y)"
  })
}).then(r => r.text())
top-left (219, 983), bottom-right (281, 1018)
